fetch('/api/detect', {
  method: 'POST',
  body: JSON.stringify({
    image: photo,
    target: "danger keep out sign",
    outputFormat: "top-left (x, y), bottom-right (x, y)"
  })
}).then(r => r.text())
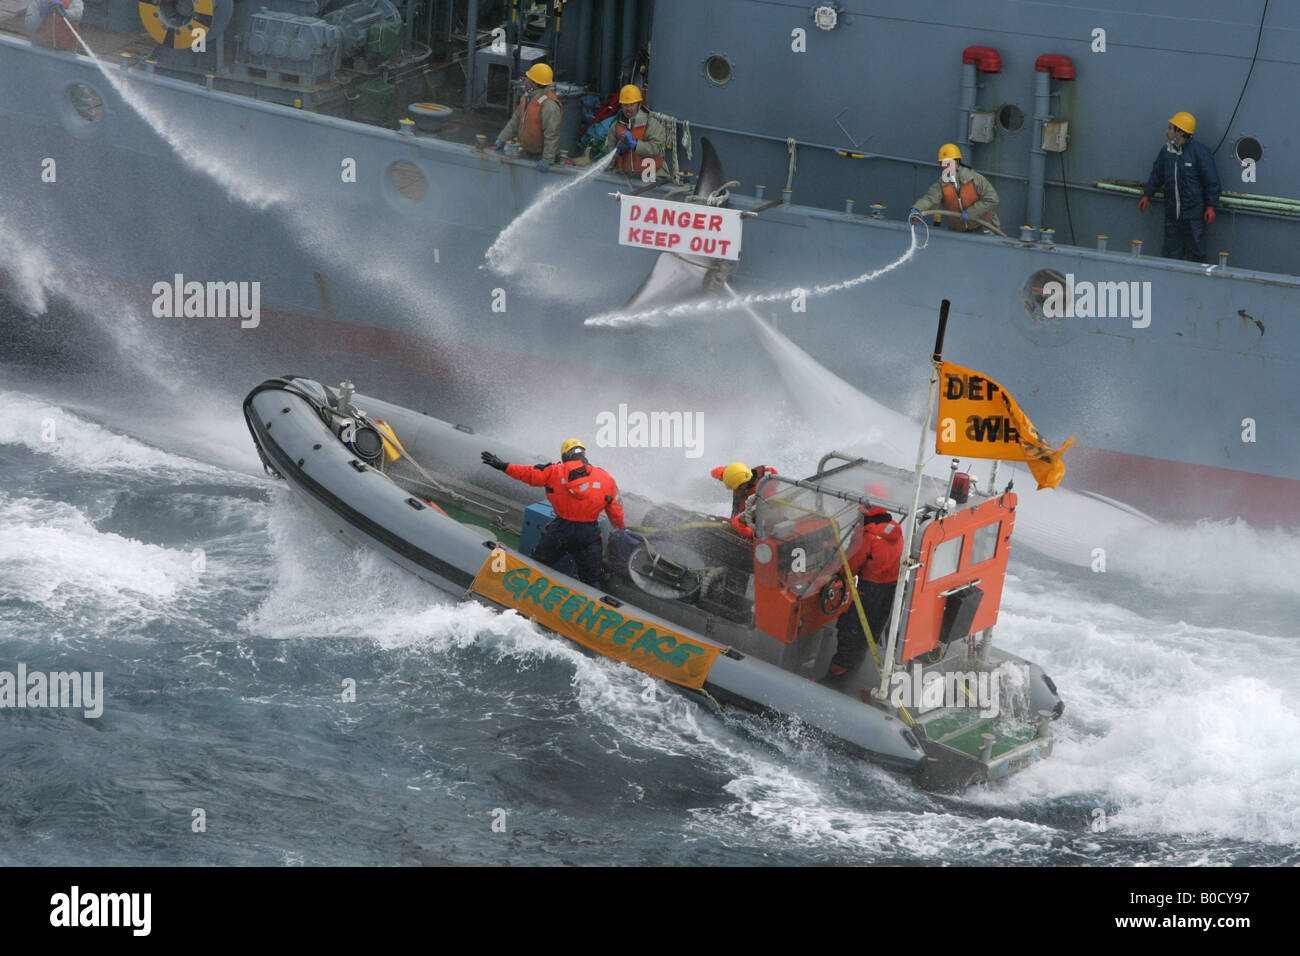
top-left (618, 194), bottom-right (743, 260)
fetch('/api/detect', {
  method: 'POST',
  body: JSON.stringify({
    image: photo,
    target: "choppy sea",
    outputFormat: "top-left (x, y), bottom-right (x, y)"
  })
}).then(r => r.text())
top-left (2, 285), bottom-right (1297, 871)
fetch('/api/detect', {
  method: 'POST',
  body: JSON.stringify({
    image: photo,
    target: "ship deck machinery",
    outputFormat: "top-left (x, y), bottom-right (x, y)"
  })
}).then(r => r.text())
top-left (244, 376), bottom-right (1064, 791)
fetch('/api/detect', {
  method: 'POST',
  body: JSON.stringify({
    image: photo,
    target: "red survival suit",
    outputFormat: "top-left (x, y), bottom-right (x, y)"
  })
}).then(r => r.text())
top-left (505, 459), bottom-right (625, 528)
top-left (829, 507), bottom-right (904, 675)
top-left (504, 458), bottom-right (624, 589)
top-left (848, 507), bottom-right (904, 584)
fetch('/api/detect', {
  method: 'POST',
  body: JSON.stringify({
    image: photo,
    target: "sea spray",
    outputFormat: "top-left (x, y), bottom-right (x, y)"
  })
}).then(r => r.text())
top-left (583, 220), bottom-right (929, 329)
top-left (60, 22), bottom-right (467, 333)
top-left (64, 22), bottom-right (283, 210)
top-left (728, 292), bottom-right (1157, 567)
top-left (484, 151), bottom-right (618, 274)
top-left (0, 211), bottom-right (54, 315)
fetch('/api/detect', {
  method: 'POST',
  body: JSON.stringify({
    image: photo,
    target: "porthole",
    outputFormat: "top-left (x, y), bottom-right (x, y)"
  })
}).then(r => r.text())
top-left (68, 83), bottom-right (103, 123)
top-left (997, 104), bottom-right (1024, 133)
top-left (1234, 136), bottom-right (1262, 164)
top-left (704, 55), bottom-right (732, 85)
top-left (1022, 268), bottom-right (1067, 323)
top-left (389, 160), bottom-right (427, 201)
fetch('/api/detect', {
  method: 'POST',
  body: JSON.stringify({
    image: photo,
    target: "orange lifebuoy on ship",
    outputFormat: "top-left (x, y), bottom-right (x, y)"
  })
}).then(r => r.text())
top-left (137, 0), bottom-right (216, 50)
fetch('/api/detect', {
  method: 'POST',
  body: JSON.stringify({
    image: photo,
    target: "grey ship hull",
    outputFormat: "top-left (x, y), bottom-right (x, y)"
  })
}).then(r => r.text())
top-left (2, 19), bottom-right (1298, 525)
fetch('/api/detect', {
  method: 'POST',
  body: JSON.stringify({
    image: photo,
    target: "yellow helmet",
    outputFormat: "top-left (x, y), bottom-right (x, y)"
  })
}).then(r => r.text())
top-left (1168, 111), bottom-right (1196, 135)
top-left (560, 438), bottom-right (586, 460)
top-left (721, 462), bottom-right (753, 490)
top-left (619, 84), bottom-right (643, 105)
top-left (525, 63), bottom-right (553, 85)
top-left (937, 143), bottom-right (962, 163)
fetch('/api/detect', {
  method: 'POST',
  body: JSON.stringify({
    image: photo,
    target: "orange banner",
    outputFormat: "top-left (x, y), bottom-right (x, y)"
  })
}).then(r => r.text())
top-left (936, 362), bottom-right (1075, 489)
top-left (471, 550), bottom-right (723, 690)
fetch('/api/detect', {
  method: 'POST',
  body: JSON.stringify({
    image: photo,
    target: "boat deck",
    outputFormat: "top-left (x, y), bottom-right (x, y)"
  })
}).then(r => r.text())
top-left (0, 5), bottom-right (155, 58)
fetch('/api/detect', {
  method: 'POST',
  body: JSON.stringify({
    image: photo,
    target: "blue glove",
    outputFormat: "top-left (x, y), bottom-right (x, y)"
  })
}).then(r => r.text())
top-left (616, 130), bottom-right (636, 156)
top-left (908, 207), bottom-right (921, 222)
top-left (535, 159), bottom-right (548, 173)
top-left (493, 139), bottom-right (505, 151)
top-left (960, 209), bottom-right (970, 223)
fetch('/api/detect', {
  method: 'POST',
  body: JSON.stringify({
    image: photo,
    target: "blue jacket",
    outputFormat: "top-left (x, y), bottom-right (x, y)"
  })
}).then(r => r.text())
top-left (1144, 137), bottom-right (1221, 221)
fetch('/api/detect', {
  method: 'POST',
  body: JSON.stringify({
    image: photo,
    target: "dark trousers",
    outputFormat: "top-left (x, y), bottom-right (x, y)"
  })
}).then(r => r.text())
top-left (531, 518), bottom-right (605, 590)
top-left (1163, 216), bottom-right (1207, 262)
top-left (832, 580), bottom-right (897, 671)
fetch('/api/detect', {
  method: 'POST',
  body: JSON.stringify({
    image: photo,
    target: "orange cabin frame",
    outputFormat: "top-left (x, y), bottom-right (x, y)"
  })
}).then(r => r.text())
top-left (900, 493), bottom-right (1016, 661)
top-left (752, 512), bottom-right (858, 644)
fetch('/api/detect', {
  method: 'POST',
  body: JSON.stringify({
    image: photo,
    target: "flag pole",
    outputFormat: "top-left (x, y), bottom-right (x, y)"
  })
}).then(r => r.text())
top-left (874, 299), bottom-right (948, 698)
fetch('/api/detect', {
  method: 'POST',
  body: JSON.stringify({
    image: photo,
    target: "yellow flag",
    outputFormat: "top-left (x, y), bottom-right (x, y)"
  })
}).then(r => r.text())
top-left (935, 362), bottom-right (1075, 489)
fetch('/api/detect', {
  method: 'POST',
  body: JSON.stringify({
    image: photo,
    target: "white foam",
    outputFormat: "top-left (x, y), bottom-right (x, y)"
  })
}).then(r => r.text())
top-left (980, 569), bottom-right (1300, 847)
top-left (0, 391), bottom-right (231, 478)
top-left (1113, 517), bottom-right (1300, 598)
top-left (0, 495), bottom-right (196, 608)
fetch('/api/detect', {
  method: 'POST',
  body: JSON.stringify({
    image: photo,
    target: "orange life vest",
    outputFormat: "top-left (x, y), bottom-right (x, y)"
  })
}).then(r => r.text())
top-left (614, 115), bottom-right (664, 176)
top-left (940, 177), bottom-right (995, 232)
top-left (516, 88), bottom-right (560, 155)
top-left (33, 0), bottom-right (78, 50)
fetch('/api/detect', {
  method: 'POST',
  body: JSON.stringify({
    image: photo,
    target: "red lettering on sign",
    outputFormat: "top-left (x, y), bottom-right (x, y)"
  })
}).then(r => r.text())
top-left (709, 215), bottom-right (722, 232)
top-left (644, 207), bottom-right (659, 225)
top-left (627, 228), bottom-right (640, 243)
top-left (629, 205), bottom-right (642, 222)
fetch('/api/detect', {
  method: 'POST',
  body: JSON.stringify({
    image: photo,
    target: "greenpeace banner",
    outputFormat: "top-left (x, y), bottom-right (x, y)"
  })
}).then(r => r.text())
top-left (471, 549), bottom-right (723, 689)
top-left (617, 194), bottom-right (743, 260)
top-left (936, 362), bottom-right (1075, 490)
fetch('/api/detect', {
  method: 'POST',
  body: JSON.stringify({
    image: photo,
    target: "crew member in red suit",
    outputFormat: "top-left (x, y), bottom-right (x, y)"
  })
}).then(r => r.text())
top-left (482, 439), bottom-right (624, 589)
top-left (826, 503), bottom-right (904, 678)
top-left (710, 461), bottom-right (776, 538)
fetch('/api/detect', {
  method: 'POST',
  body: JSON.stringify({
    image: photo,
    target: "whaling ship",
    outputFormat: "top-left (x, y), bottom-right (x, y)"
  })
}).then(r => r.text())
top-left (2, 0), bottom-right (1296, 524)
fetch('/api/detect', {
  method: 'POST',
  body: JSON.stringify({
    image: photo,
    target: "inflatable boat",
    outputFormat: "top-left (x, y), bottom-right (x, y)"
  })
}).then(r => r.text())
top-left (244, 375), bottom-right (1063, 791)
